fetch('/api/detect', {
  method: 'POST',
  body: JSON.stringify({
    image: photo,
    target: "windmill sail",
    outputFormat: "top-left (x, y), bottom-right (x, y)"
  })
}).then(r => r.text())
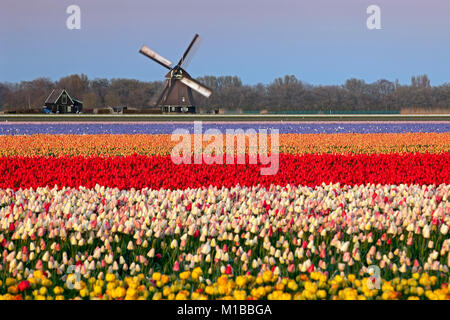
top-left (139, 45), bottom-right (173, 69)
top-left (177, 34), bottom-right (203, 68)
top-left (180, 77), bottom-right (212, 98)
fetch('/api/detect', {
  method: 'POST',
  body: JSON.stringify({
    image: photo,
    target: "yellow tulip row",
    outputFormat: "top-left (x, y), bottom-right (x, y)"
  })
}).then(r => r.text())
top-left (1, 269), bottom-right (448, 300)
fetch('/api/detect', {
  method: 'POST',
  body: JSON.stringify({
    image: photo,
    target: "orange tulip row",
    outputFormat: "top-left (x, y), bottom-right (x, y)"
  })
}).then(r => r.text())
top-left (0, 132), bottom-right (448, 157)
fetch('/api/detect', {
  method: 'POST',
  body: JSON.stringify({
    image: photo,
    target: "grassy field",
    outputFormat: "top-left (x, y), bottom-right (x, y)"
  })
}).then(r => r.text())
top-left (1, 114), bottom-right (450, 122)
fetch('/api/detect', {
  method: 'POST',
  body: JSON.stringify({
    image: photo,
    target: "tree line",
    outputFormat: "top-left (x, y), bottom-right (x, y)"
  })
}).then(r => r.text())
top-left (1, 73), bottom-right (449, 113)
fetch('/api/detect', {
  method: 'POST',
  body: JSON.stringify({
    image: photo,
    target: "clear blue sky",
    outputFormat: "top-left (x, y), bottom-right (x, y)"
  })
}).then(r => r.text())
top-left (1, 0), bottom-right (449, 85)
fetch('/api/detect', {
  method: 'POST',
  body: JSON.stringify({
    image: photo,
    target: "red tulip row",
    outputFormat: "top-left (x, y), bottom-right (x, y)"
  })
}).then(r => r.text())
top-left (0, 153), bottom-right (448, 190)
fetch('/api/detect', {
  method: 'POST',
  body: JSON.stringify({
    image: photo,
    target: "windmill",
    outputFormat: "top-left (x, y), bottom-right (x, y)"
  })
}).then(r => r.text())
top-left (139, 34), bottom-right (212, 113)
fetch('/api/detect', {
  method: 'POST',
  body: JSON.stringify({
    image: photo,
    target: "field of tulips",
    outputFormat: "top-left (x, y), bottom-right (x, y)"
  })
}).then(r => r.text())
top-left (0, 121), bottom-right (449, 300)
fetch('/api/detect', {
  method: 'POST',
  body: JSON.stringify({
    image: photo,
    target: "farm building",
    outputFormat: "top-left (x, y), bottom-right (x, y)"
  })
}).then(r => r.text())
top-left (43, 89), bottom-right (83, 113)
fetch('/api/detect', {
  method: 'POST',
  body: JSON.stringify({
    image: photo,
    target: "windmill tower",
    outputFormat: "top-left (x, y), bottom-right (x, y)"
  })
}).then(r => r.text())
top-left (139, 34), bottom-right (212, 113)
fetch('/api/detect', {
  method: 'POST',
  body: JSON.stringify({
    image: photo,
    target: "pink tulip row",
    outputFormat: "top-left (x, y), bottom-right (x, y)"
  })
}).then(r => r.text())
top-left (0, 183), bottom-right (449, 283)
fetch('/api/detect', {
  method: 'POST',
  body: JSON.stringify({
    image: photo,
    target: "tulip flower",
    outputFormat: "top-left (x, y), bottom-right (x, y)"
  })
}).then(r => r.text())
top-left (18, 280), bottom-right (30, 292)
top-left (440, 224), bottom-right (449, 235)
top-left (422, 225), bottom-right (430, 240)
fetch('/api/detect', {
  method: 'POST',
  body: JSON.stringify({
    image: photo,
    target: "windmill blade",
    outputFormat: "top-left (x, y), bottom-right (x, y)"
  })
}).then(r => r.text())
top-left (180, 77), bottom-right (212, 98)
top-left (177, 34), bottom-right (203, 68)
top-left (139, 45), bottom-right (173, 69)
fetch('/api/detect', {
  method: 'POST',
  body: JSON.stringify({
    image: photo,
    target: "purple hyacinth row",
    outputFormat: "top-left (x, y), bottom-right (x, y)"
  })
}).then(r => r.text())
top-left (0, 121), bottom-right (449, 135)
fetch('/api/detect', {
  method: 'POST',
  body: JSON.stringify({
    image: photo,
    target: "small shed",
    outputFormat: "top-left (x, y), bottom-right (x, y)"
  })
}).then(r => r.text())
top-left (44, 89), bottom-right (83, 113)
